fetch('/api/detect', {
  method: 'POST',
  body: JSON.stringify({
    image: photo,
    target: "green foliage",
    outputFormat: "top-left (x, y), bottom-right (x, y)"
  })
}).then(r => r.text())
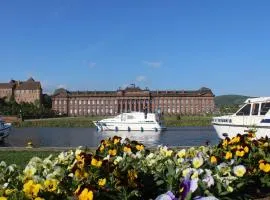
top-left (0, 97), bottom-right (56, 119)
top-left (219, 104), bottom-right (240, 114)
top-left (215, 95), bottom-right (252, 107)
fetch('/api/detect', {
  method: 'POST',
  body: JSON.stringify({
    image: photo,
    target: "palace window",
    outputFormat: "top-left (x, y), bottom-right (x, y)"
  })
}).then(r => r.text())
top-left (79, 100), bottom-right (81, 105)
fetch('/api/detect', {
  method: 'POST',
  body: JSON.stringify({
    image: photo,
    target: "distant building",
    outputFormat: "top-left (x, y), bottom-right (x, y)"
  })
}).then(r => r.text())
top-left (0, 78), bottom-right (42, 104)
top-left (51, 85), bottom-right (215, 116)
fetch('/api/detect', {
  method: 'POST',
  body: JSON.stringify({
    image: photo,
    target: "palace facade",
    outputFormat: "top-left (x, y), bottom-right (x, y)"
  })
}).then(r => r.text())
top-left (51, 86), bottom-right (215, 116)
top-left (0, 78), bottom-right (42, 104)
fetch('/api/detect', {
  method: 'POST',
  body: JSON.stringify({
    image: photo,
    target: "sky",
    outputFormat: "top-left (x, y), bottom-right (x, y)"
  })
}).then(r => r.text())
top-left (0, 0), bottom-right (270, 96)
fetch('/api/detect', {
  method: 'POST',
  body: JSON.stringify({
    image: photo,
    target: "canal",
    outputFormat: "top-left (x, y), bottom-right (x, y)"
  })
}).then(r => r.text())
top-left (1, 126), bottom-right (220, 148)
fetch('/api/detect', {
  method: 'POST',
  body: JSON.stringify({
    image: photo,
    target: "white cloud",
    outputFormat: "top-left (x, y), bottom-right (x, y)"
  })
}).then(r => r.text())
top-left (142, 60), bottom-right (162, 68)
top-left (136, 75), bottom-right (146, 82)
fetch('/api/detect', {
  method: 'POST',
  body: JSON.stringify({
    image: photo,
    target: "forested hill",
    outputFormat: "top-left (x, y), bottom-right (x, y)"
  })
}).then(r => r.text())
top-left (214, 95), bottom-right (252, 107)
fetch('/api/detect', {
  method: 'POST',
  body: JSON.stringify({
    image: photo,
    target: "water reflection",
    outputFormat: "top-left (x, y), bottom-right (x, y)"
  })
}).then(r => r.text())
top-left (1, 127), bottom-right (219, 147)
top-left (98, 131), bottom-right (161, 147)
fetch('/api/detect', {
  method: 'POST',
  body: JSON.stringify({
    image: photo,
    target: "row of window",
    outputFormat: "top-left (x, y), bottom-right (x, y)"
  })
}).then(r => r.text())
top-left (15, 90), bottom-right (39, 94)
top-left (54, 99), bottom-right (214, 106)
top-left (236, 102), bottom-right (270, 116)
top-left (66, 106), bottom-right (213, 115)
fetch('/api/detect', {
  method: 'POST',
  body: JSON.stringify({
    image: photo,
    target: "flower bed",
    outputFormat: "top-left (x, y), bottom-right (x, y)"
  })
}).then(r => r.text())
top-left (0, 132), bottom-right (270, 200)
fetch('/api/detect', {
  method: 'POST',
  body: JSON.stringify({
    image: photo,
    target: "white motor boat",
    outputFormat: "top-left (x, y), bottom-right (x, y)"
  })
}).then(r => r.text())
top-left (93, 112), bottom-right (166, 132)
top-left (0, 119), bottom-right (11, 142)
top-left (212, 97), bottom-right (270, 139)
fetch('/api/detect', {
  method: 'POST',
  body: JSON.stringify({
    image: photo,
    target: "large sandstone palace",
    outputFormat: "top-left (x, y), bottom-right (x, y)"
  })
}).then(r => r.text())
top-left (52, 85), bottom-right (215, 116)
top-left (0, 78), bottom-right (42, 104)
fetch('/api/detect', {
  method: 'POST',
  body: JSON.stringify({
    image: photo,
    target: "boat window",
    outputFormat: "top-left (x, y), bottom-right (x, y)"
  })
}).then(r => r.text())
top-left (236, 104), bottom-right (251, 116)
top-left (252, 103), bottom-right (259, 115)
top-left (260, 102), bottom-right (270, 115)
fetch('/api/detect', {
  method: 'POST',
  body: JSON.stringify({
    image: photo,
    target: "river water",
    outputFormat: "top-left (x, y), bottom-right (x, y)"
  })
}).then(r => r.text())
top-left (1, 127), bottom-right (220, 148)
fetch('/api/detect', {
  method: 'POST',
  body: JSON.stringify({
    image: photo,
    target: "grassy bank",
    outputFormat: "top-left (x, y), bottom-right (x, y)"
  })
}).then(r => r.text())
top-left (13, 115), bottom-right (213, 128)
top-left (0, 151), bottom-right (59, 167)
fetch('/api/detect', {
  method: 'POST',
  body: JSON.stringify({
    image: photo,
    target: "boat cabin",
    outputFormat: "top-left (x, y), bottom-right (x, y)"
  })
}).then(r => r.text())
top-left (234, 97), bottom-right (270, 117)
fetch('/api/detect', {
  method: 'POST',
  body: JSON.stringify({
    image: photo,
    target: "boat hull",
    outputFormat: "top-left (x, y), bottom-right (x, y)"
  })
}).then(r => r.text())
top-left (213, 123), bottom-right (270, 139)
top-left (0, 124), bottom-right (11, 142)
top-left (93, 121), bottom-right (166, 132)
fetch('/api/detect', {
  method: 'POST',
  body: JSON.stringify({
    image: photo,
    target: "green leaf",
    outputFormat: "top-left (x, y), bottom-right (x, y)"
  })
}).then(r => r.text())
top-left (156, 180), bottom-right (164, 186)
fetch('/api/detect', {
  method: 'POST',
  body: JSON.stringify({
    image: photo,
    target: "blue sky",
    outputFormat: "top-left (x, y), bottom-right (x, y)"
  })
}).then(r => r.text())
top-left (0, 0), bottom-right (270, 96)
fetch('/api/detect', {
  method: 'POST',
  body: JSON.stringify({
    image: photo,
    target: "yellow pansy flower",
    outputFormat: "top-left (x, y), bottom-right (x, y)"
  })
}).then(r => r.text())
top-left (244, 146), bottom-right (249, 153)
top-left (222, 139), bottom-right (228, 147)
top-left (259, 161), bottom-right (270, 173)
top-left (123, 146), bottom-right (131, 153)
top-left (113, 138), bottom-right (120, 144)
top-left (44, 179), bottom-right (58, 192)
top-left (229, 136), bottom-right (240, 144)
top-left (35, 198), bottom-right (45, 200)
top-left (210, 156), bottom-right (217, 164)
top-left (136, 144), bottom-right (144, 151)
top-left (98, 178), bottom-right (106, 187)
top-left (236, 150), bottom-right (245, 157)
top-left (79, 188), bottom-right (94, 200)
top-left (99, 144), bottom-right (105, 152)
top-left (192, 157), bottom-right (204, 169)
top-left (23, 180), bottom-right (42, 198)
top-left (225, 151), bottom-right (232, 160)
top-left (177, 149), bottom-right (186, 158)
top-left (108, 149), bottom-right (117, 156)
top-left (91, 158), bottom-right (102, 168)
top-left (0, 197), bottom-right (7, 200)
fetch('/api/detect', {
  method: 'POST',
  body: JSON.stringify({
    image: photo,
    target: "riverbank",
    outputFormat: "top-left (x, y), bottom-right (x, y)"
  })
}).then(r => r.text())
top-left (12, 115), bottom-right (212, 128)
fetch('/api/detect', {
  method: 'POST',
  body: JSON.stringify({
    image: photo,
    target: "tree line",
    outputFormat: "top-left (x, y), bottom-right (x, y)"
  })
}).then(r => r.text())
top-left (0, 94), bottom-right (57, 119)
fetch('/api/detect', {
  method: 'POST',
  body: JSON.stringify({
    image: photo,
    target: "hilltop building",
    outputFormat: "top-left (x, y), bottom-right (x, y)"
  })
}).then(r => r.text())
top-left (51, 85), bottom-right (215, 116)
top-left (0, 78), bottom-right (42, 104)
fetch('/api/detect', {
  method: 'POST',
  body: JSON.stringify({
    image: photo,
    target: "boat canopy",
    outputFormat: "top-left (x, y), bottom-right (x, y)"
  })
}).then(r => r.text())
top-left (244, 97), bottom-right (270, 104)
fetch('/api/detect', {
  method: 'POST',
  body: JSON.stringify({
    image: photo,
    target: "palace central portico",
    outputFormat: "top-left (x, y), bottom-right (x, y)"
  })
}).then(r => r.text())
top-left (52, 85), bottom-right (215, 116)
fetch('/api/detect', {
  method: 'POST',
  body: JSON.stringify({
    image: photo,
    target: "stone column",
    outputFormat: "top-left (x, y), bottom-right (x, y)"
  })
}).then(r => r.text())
top-left (125, 99), bottom-right (127, 112)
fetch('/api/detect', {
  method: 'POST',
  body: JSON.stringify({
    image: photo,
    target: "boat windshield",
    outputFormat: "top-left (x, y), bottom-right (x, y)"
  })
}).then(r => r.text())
top-left (260, 102), bottom-right (270, 115)
top-left (236, 104), bottom-right (251, 116)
